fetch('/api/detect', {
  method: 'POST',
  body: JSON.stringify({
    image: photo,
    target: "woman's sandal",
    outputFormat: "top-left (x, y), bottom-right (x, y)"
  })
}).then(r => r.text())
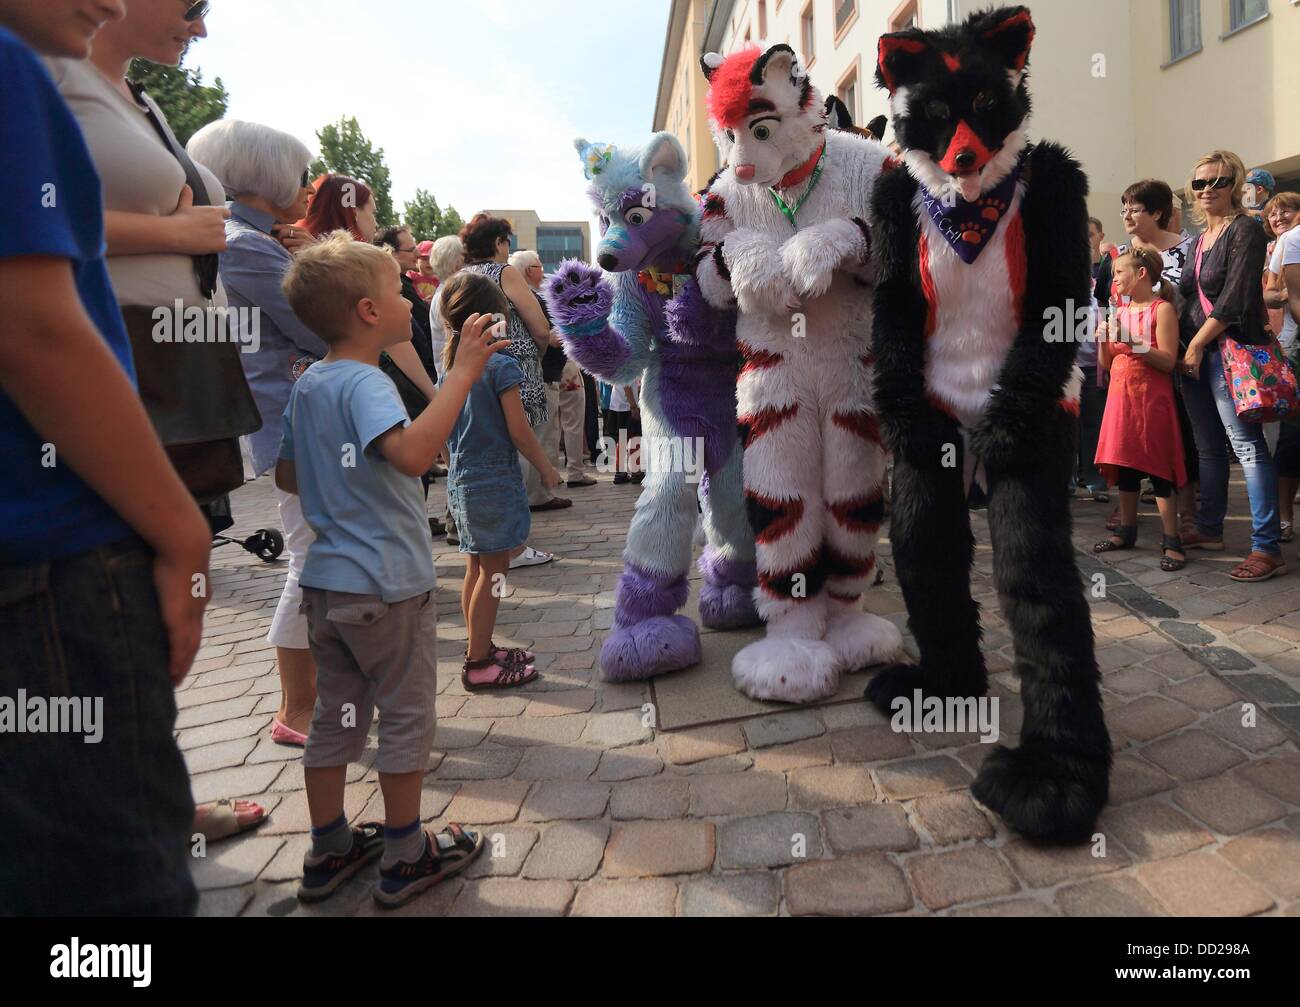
top-left (1160, 534), bottom-right (1187, 572)
top-left (461, 655), bottom-right (539, 692)
top-left (1229, 552), bottom-right (1288, 583)
top-left (1106, 506), bottom-right (1122, 531)
top-left (1094, 524), bottom-right (1137, 553)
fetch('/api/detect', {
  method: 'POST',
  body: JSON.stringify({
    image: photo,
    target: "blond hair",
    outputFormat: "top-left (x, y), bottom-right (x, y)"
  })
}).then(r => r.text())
top-left (281, 230), bottom-right (397, 343)
top-left (1185, 149), bottom-right (1248, 228)
top-left (1118, 245), bottom-right (1177, 304)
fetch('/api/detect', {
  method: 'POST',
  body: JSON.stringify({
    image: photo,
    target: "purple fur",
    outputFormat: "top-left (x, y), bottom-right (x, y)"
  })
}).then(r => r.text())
top-left (544, 263), bottom-right (631, 377)
top-left (697, 548), bottom-right (760, 629)
top-left (698, 548), bottom-right (757, 589)
top-left (614, 561), bottom-right (690, 628)
top-left (664, 274), bottom-right (736, 353)
top-left (601, 615), bottom-right (702, 682)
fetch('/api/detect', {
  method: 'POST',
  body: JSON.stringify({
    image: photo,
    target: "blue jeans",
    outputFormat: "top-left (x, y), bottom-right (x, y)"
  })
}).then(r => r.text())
top-left (1180, 344), bottom-right (1281, 556)
top-left (1076, 365), bottom-right (1107, 490)
top-left (0, 536), bottom-right (197, 915)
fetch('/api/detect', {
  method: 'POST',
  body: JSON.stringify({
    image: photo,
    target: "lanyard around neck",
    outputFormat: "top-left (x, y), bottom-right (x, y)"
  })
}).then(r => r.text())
top-left (768, 144), bottom-right (826, 229)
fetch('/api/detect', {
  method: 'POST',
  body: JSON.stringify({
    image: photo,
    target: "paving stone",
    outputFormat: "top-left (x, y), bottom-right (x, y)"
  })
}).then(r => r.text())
top-left (1146, 650), bottom-right (1208, 681)
top-left (1202, 704), bottom-right (1291, 752)
top-left (610, 778), bottom-right (689, 820)
top-left (267, 784), bottom-right (376, 836)
top-left (1001, 836), bottom-right (1130, 888)
top-left (875, 755), bottom-right (972, 800)
top-left (819, 701), bottom-right (889, 730)
top-left (604, 821), bottom-right (715, 877)
top-left (1199, 647), bottom-right (1256, 672)
top-left (689, 772), bottom-right (787, 817)
top-left (190, 763), bottom-right (284, 805)
top-left (488, 714), bottom-right (587, 747)
top-left (596, 743), bottom-right (663, 781)
top-left (750, 736), bottom-right (833, 772)
top-left (432, 720), bottom-right (492, 750)
top-left (433, 745), bottom-right (524, 780)
top-left (521, 820), bottom-right (609, 880)
top-left (1158, 620), bottom-right (1216, 646)
top-left (1056, 875), bottom-right (1167, 917)
top-left (1230, 672), bottom-right (1300, 705)
top-left (1108, 754), bottom-right (1176, 804)
top-left (1137, 852), bottom-right (1275, 916)
top-left (175, 679), bottom-right (254, 710)
top-left (1103, 666), bottom-right (1167, 697)
top-left (1107, 695), bottom-right (1198, 743)
top-left (671, 753), bottom-right (755, 775)
top-left (572, 878), bottom-right (677, 917)
top-left (1142, 730), bottom-right (1247, 780)
top-left (526, 688), bottom-right (596, 717)
top-left (907, 846), bottom-right (1020, 911)
top-left (680, 872), bottom-right (780, 916)
top-left (519, 781), bottom-right (610, 822)
top-left (1172, 776), bottom-right (1287, 834)
top-left (716, 812), bottom-right (821, 869)
top-left (1161, 675), bottom-right (1242, 712)
top-left (418, 780), bottom-right (459, 821)
top-left (913, 791), bottom-right (995, 845)
top-left (786, 852), bottom-right (913, 916)
top-left (663, 724), bottom-right (746, 765)
top-left (788, 765), bottom-right (875, 809)
top-left (465, 826), bottom-right (539, 879)
top-left (190, 835), bottom-right (284, 891)
top-left (821, 804), bottom-right (918, 853)
top-left (513, 744), bottom-right (601, 781)
top-left (443, 779), bottom-right (530, 825)
top-left (582, 709), bottom-right (653, 747)
top-left (449, 879), bottom-right (574, 916)
top-left (950, 898), bottom-right (1056, 917)
top-left (196, 887), bottom-right (254, 917)
top-left (183, 736), bottom-right (258, 775)
top-left (1271, 705), bottom-right (1300, 732)
top-left (175, 695), bottom-right (261, 730)
top-left (741, 710), bottom-right (826, 749)
top-left (828, 725), bottom-right (915, 764)
top-left (176, 714), bottom-right (274, 751)
top-left (1218, 829), bottom-right (1300, 900)
top-left (1102, 800), bottom-right (1214, 861)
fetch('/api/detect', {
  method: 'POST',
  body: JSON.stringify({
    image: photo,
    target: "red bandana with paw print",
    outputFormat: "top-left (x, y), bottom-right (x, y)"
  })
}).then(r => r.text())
top-left (919, 165), bottom-right (1020, 264)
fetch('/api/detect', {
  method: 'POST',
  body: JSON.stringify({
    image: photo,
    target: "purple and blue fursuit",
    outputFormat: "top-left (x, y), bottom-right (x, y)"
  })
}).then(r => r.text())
top-left (544, 133), bottom-right (758, 682)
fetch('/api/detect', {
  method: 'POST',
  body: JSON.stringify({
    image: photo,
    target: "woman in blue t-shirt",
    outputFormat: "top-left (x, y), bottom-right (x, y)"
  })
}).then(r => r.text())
top-left (437, 272), bottom-right (561, 691)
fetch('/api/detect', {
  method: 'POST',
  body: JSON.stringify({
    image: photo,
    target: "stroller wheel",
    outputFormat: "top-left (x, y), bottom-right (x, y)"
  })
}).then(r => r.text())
top-left (245, 528), bottom-right (284, 562)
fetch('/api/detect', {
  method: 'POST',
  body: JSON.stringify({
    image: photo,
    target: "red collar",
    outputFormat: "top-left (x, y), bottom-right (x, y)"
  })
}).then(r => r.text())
top-left (778, 144), bottom-right (824, 190)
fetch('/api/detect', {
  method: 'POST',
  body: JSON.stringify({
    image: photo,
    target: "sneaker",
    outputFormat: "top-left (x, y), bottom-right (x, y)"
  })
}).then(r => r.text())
top-left (567, 475), bottom-right (597, 488)
top-left (374, 825), bottom-right (485, 909)
top-left (297, 822), bottom-right (384, 903)
top-left (428, 517), bottom-right (446, 538)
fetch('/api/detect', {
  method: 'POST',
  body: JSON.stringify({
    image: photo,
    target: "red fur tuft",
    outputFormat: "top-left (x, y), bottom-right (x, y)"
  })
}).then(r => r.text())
top-left (707, 46), bottom-right (762, 128)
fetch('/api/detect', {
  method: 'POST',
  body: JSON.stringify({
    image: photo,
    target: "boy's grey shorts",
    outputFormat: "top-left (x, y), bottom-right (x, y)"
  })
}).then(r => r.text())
top-left (300, 587), bottom-right (438, 775)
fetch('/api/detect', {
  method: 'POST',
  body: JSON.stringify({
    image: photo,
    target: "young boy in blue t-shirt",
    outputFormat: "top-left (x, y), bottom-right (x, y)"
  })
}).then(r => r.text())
top-left (276, 232), bottom-right (507, 907)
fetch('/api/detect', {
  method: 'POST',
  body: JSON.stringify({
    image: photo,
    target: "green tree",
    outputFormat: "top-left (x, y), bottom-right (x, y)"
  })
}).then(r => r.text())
top-left (402, 188), bottom-right (466, 241)
top-left (309, 117), bottom-right (395, 227)
top-left (127, 56), bottom-right (228, 146)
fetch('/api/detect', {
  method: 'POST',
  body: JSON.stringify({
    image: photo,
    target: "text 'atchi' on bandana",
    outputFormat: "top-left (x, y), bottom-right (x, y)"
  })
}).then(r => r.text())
top-left (920, 165), bottom-right (1020, 265)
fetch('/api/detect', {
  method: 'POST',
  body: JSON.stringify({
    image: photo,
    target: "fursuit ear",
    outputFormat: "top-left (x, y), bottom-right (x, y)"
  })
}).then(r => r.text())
top-left (700, 51), bottom-right (725, 82)
top-left (751, 43), bottom-right (796, 84)
top-left (640, 132), bottom-right (687, 184)
top-left (824, 94), bottom-right (853, 131)
top-left (865, 115), bottom-right (888, 141)
top-left (972, 5), bottom-right (1035, 73)
top-left (875, 30), bottom-right (931, 94)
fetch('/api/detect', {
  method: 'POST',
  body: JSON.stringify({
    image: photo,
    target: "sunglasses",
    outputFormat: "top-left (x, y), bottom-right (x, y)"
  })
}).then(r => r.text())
top-left (300, 169), bottom-right (310, 189)
top-left (185, 2), bottom-right (210, 22)
top-left (1190, 176), bottom-right (1233, 192)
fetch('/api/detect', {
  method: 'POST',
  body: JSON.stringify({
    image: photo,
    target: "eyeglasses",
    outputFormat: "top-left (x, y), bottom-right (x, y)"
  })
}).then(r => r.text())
top-left (1190, 177), bottom-right (1233, 192)
top-left (1120, 206), bottom-right (1147, 217)
top-left (185, 2), bottom-right (211, 21)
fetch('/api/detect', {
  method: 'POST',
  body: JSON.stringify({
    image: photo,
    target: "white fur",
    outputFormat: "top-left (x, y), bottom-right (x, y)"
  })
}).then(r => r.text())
top-left (824, 604), bottom-right (904, 672)
top-left (903, 126), bottom-right (1030, 200)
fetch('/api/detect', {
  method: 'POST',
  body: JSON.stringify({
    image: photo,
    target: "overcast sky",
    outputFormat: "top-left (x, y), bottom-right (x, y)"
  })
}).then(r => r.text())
top-left (186, 0), bottom-right (670, 227)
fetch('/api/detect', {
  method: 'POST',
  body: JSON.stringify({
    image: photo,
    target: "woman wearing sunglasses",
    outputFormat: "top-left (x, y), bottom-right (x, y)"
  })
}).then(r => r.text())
top-left (1178, 150), bottom-right (1283, 581)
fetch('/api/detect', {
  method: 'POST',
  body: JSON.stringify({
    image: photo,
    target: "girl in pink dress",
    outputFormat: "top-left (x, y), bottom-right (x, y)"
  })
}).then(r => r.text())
top-left (1094, 246), bottom-right (1189, 570)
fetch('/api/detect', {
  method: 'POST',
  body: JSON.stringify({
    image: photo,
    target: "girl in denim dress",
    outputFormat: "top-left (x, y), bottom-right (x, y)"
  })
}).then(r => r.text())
top-left (438, 273), bottom-right (562, 690)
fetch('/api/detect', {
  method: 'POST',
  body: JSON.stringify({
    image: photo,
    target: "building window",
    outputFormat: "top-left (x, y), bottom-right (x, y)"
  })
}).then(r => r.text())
top-left (1229, 0), bottom-right (1267, 31)
top-left (1168, 0), bottom-right (1201, 60)
top-left (837, 65), bottom-right (858, 123)
top-left (888, 0), bottom-right (919, 31)
top-left (537, 228), bottom-right (585, 274)
top-left (801, 1), bottom-right (815, 64)
top-left (835, 0), bottom-right (857, 36)
top-left (759, 0), bottom-right (767, 37)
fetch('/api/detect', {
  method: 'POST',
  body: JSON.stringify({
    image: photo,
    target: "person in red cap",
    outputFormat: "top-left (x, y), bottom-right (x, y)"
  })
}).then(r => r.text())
top-left (411, 239), bottom-right (438, 302)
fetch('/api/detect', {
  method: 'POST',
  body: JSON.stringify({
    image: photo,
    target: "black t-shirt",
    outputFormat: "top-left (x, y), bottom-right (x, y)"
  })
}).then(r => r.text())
top-left (533, 289), bottom-right (567, 382)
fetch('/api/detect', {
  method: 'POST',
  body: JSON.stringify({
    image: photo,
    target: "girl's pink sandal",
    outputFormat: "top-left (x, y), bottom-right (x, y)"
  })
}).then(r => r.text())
top-left (271, 719), bottom-right (308, 747)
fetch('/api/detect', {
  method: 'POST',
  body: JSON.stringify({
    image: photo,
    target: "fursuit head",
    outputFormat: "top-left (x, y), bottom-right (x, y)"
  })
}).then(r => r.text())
top-left (695, 42), bottom-right (902, 704)
top-left (865, 5), bottom-right (1111, 845)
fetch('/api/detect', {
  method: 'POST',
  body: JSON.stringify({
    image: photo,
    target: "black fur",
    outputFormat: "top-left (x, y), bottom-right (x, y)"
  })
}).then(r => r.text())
top-left (866, 10), bottom-right (1111, 846)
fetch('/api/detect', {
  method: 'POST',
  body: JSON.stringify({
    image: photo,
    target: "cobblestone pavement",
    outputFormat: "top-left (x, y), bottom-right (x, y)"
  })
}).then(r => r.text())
top-left (188, 471), bottom-right (1300, 917)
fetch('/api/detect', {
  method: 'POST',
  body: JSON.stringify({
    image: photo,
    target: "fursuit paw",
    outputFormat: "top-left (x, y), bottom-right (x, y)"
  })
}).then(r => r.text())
top-left (723, 228), bottom-right (800, 317)
top-left (543, 260), bottom-right (615, 331)
top-left (732, 636), bottom-right (839, 703)
top-left (698, 580), bottom-right (761, 630)
top-left (824, 609), bottom-right (903, 673)
top-left (862, 661), bottom-right (988, 715)
top-left (780, 219), bottom-right (865, 300)
top-left (599, 614), bottom-right (702, 683)
top-left (971, 742), bottom-right (1111, 845)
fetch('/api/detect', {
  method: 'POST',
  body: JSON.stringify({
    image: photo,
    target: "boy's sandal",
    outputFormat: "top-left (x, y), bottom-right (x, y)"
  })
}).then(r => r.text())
top-left (1229, 552), bottom-right (1287, 583)
top-left (1159, 534), bottom-right (1187, 572)
top-left (374, 824), bottom-right (485, 909)
top-left (1181, 528), bottom-right (1226, 551)
top-left (194, 798), bottom-right (268, 842)
top-left (461, 656), bottom-right (538, 692)
top-left (297, 822), bottom-right (385, 903)
top-left (1094, 524), bottom-right (1138, 553)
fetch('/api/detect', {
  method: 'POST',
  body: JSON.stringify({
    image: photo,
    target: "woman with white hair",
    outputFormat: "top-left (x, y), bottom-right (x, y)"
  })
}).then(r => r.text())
top-left (427, 234), bottom-right (466, 365)
top-left (186, 118), bottom-right (323, 747)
